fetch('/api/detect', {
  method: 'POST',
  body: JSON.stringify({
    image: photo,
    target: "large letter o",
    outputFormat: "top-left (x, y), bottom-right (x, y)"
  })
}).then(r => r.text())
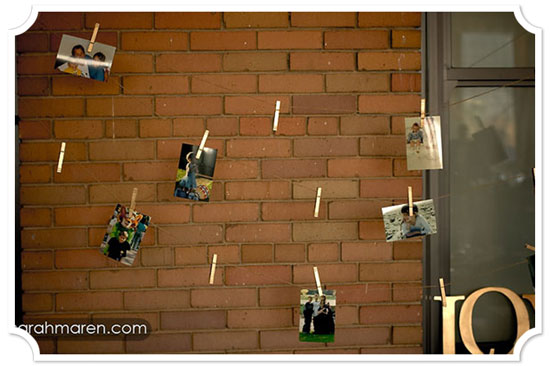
top-left (458, 287), bottom-right (530, 354)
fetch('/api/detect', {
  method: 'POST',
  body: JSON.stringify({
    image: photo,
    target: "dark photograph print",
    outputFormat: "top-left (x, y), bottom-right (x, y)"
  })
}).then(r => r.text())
top-left (382, 199), bottom-right (437, 242)
top-left (54, 34), bottom-right (115, 82)
top-left (99, 204), bottom-right (151, 266)
top-left (299, 289), bottom-right (336, 343)
top-left (405, 116), bottom-right (443, 170)
top-left (174, 143), bottom-right (217, 202)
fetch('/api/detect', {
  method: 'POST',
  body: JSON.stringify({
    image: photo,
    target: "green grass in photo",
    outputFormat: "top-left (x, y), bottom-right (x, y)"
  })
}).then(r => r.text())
top-left (299, 333), bottom-right (334, 343)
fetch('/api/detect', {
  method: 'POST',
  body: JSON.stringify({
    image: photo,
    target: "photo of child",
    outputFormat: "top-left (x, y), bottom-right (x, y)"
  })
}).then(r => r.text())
top-left (299, 289), bottom-right (336, 343)
top-left (382, 199), bottom-right (437, 242)
top-left (405, 116), bottom-right (443, 171)
top-left (54, 34), bottom-right (115, 82)
top-left (174, 143), bottom-right (217, 202)
top-left (99, 204), bottom-right (151, 266)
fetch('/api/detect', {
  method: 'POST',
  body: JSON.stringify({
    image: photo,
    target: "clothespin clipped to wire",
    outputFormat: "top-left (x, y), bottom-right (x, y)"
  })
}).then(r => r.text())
top-left (314, 187), bottom-right (322, 218)
top-left (196, 130), bottom-right (209, 159)
top-left (420, 98), bottom-right (426, 128)
top-left (525, 243), bottom-right (535, 252)
top-left (56, 142), bottom-right (66, 173)
top-left (129, 187), bottom-right (138, 216)
top-left (438, 278), bottom-right (447, 307)
top-left (273, 100), bottom-right (281, 132)
top-left (313, 266), bottom-right (323, 296)
top-left (209, 254), bottom-right (217, 285)
top-left (407, 186), bottom-right (414, 216)
top-left (87, 23), bottom-right (100, 53)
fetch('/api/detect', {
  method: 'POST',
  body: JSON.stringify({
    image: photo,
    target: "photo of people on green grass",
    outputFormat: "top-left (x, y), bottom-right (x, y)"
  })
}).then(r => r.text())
top-left (299, 289), bottom-right (336, 343)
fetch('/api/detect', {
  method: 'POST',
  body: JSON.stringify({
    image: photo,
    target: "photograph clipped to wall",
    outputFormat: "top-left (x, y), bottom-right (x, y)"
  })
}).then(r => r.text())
top-left (382, 199), bottom-right (437, 242)
top-left (405, 116), bottom-right (443, 170)
top-left (299, 289), bottom-right (336, 343)
top-left (54, 34), bottom-right (115, 82)
top-left (174, 143), bottom-right (217, 202)
top-left (99, 204), bottom-right (151, 266)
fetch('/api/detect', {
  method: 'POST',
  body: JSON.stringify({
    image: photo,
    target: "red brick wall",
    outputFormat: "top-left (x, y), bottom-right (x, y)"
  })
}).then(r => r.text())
top-left (17, 12), bottom-right (423, 354)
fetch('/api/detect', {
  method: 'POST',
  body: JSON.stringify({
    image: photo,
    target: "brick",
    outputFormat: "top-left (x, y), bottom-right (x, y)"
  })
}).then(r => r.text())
top-left (84, 12), bottom-right (152, 28)
top-left (291, 12), bottom-right (356, 27)
top-left (156, 54), bottom-right (222, 73)
top-left (225, 95), bottom-right (290, 115)
top-left (55, 249), bottom-right (117, 269)
top-left (224, 12), bottom-right (289, 28)
top-left (87, 97), bottom-right (153, 117)
top-left (275, 244), bottom-right (305, 263)
top-left (20, 208), bottom-right (51, 227)
top-left (18, 98), bottom-right (84, 118)
top-left (161, 310), bottom-right (225, 330)
top-left (16, 33), bottom-right (49, 53)
top-left (294, 263), bottom-right (356, 283)
top-left (155, 12), bottom-right (221, 29)
top-left (127, 333), bottom-right (192, 353)
top-left (277, 117), bottom-right (307, 136)
top-left (21, 251), bottom-right (53, 269)
top-left (225, 181), bottom-right (290, 200)
top-left (359, 51), bottom-right (421, 71)
top-left (228, 309), bottom-right (292, 328)
top-left (341, 116), bottom-right (390, 135)
top-left (214, 160), bottom-right (258, 179)
top-left (329, 200), bottom-right (388, 219)
top-left (54, 119), bottom-right (103, 139)
top-left (22, 293), bottom-right (53, 312)
top-left (293, 95), bottom-right (356, 114)
top-left (20, 186), bottom-right (86, 205)
top-left (360, 136), bottom-right (406, 156)
top-left (52, 76), bottom-right (120, 96)
top-left (307, 117), bottom-right (339, 135)
top-left (105, 119), bottom-right (138, 138)
top-left (359, 221), bottom-right (386, 240)
top-left (308, 243), bottom-right (339, 262)
top-left (342, 242), bottom-right (393, 261)
top-left (30, 12), bottom-right (82, 30)
top-left (293, 180), bottom-right (358, 199)
top-left (393, 241), bottom-right (422, 260)
top-left (324, 30), bottom-right (389, 49)
top-left (334, 283), bottom-right (391, 304)
top-left (392, 283), bottom-right (422, 302)
top-left (57, 339), bottom-right (125, 354)
top-left (193, 331), bottom-right (258, 351)
top-left (19, 120), bottom-right (51, 139)
top-left (156, 96), bottom-right (222, 116)
top-left (17, 55), bottom-right (56, 75)
top-left (205, 117), bottom-right (238, 136)
top-left (157, 225), bottom-right (223, 245)
top-left (392, 30), bottom-right (421, 48)
top-left (18, 77), bottom-right (49, 96)
top-left (111, 54), bottom-right (154, 73)
top-left (393, 158), bottom-right (422, 177)
top-left (208, 245), bottom-right (241, 264)
top-left (90, 269), bottom-right (156, 289)
top-left (361, 346), bottom-right (423, 354)
top-left (193, 202), bottom-right (258, 222)
top-left (393, 326), bottom-right (422, 344)
top-left (21, 229), bottom-right (86, 250)
top-left (50, 32), bottom-right (118, 52)
top-left (223, 53), bottom-right (287, 72)
top-left (294, 137), bottom-right (358, 157)
top-left (333, 327), bottom-right (390, 346)
top-left (359, 94), bottom-right (420, 114)
top-left (226, 224), bottom-right (291, 243)
top-left (360, 178), bottom-right (422, 198)
top-left (360, 262), bottom-right (422, 281)
top-left (192, 75), bottom-right (256, 94)
top-left (226, 265), bottom-right (291, 285)
top-left (260, 329), bottom-right (322, 349)
top-left (20, 142), bottom-right (86, 162)
top-left (56, 291), bottom-right (123, 311)
top-left (327, 73), bottom-right (389, 92)
top-left (20, 164), bottom-right (51, 183)
top-left (290, 52), bottom-right (355, 71)
top-left (89, 140), bottom-right (155, 161)
top-left (391, 116), bottom-right (409, 134)
top-left (123, 75), bottom-right (189, 94)
top-left (336, 306), bottom-right (360, 325)
top-left (22, 271), bottom-right (87, 291)
top-left (124, 290), bottom-right (190, 310)
top-left (173, 118), bottom-right (205, 136)
top-left (191, 288), bottom-right (257, 308)
top-left (54, 206), bottom-right (113, 226)
top-left (122, 32), bottom-right (188, 51)
top-left (139, 118), bottom-right (172, 137)
top-left (262, 159), bottom-right (325, 179)
top-left (190, 31), bottom-right (255, 50)
top-left (123, 161), bottom-right (177, 181)
top-left (259, 74), bottom-right (324, 93)
top-left (157, 138), bottom-right (225, 160)
top-left (360, 305), bottom-right (422, 325)
top-left (392, 73), bottom-right (421, 92)
top-left (174, 246), bottom-right (207, 265)
top-left (259, 286), bottom-right (301, 306)
top-left (295, 348), bottom-right (360, 354)
top-left (358, 12), bottom-right (421, 27)
top-left (242, 244), bottom-right (272, 263)
top-left (262, 202), bottom-right (326, 221)
top-left (158, 267), bottom-right (222, 287)
top-left (133, 204), bottom-right (189, 224)
top-left (227, 139), bottom-right (291, 158)
top-left (258, 31), bottom-right (323, 49)
top-left (293, 223), bottom-right (357, 241)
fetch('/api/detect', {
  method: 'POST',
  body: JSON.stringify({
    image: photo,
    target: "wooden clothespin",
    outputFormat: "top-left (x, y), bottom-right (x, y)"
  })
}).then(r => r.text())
top-left (56, 142), bottom-right (66, 173)
top-left (314, 187), bottom-right (322, 218)
top-left (489, 348), bottom-right (495, 355)
top-left (209, 254), bottom-right (217, 285)
top-left (313, 266), bottom-right (323, 296)
top-left (196, 130), bottom-right (209, 159)
top-left (525, 243), bottom-right (535, 252)
top-left (87, 23), bottom-right (100, 53)
top-left (420, 98), bottom-right (426, 128)
top-left (129, 187), bottom-right (138, 215)
top-left (407, 186), bottom-right (414, 216)
top-left (273, 100), bottom-right (281, 132)
top-left (439, 277), bottom-right (447, 307)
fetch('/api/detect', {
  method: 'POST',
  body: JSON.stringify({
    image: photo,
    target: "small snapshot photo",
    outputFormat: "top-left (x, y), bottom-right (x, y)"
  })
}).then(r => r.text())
top-left (54, 34), bottom-right (115, 82)
top-left (382, 199), bottom-right (437, 242)
top-left (299, 289), bottom-right (336, 343)
top-left (99, 204), bottom-right (151, 266)
top-left (174, 143), bottom-right (217, 202)
top-left (405, 116), bottom-right (443, 170)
